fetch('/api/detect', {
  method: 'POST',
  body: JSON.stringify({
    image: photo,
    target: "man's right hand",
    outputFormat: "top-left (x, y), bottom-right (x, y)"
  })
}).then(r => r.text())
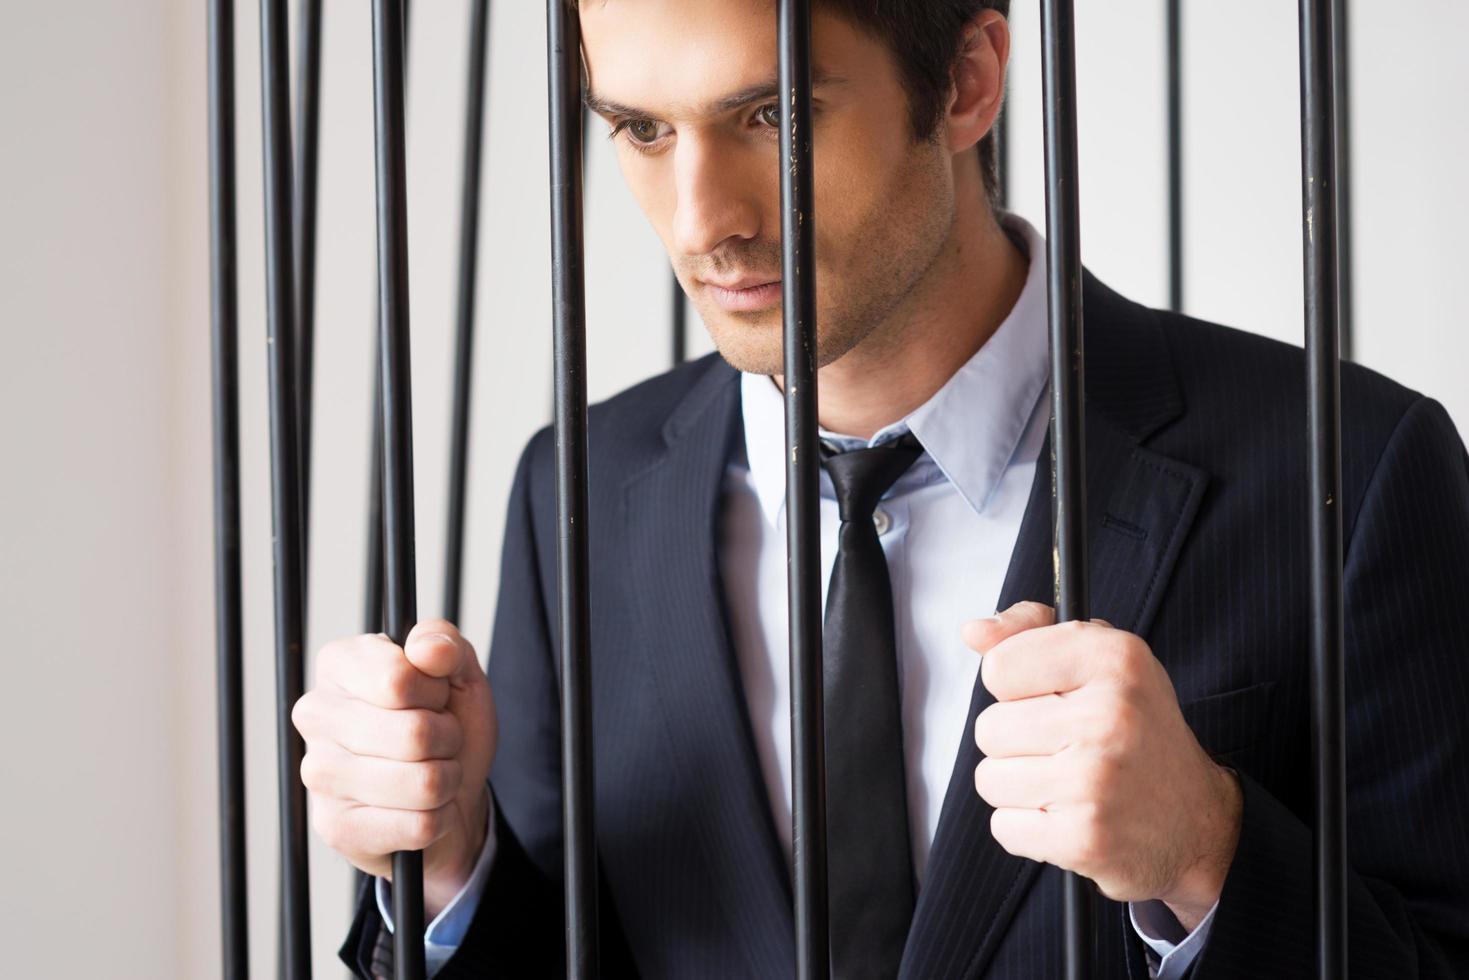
top-left (293, 619), bottom-right (497, 919)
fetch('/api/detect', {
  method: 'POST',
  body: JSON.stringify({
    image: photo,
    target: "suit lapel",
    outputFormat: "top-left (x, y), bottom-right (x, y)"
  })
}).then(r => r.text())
top-left (899, 279), bottom-right (1210, 979)
top-left (620, 360), bottom-right (796, 975)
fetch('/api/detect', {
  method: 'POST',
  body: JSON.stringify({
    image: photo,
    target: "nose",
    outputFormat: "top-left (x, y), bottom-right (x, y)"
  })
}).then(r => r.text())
top-left (671, 133), bottom-right (763, 259)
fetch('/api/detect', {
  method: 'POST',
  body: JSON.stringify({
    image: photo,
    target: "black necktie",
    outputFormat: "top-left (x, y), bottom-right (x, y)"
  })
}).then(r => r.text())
top-left (821, 431), bottom-right (924, 979)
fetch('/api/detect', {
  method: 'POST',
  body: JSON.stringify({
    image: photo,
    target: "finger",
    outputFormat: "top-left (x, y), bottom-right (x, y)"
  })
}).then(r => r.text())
top-left (295, 692), bottom-right (463, 762)
top-left (973, 754), bottom-right (1070, 810)
top-left (312, 796), bottom-right (457, 870)
top-left (961, 601), bottom-right (1056, 655)
top-left (974, 693), bottom-right (1074, 759)
top-left (301, 742), bottom-right (462, 811)
top-left (319, 634), bottom-right (451, 710)
top-left (989, 806), bottom-right (1057, 865)
top-left (980, 620), bottom-right (1111, 702)
top-left (404, 619), bottom-right (478, 682)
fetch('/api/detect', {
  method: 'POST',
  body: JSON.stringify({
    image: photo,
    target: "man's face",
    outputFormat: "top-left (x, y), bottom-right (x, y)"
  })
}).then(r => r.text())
top-left (580, 0), bottom-right (960, 375)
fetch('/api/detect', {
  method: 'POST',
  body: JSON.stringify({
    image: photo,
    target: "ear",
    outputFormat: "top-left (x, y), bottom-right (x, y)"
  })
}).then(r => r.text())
top-left (945, 10), bottom-right (1009, 155)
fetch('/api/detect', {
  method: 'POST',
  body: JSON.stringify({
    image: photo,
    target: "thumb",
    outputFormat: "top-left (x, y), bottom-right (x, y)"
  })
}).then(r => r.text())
top-left (961, 600), bottom-right (1057, 655)
top-left (403, 619), bottom-right (477, 682)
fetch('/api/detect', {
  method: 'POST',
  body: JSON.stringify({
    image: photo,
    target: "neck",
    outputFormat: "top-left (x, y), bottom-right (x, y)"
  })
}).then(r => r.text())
top-left (788, 177), bottom-right (1028, 441)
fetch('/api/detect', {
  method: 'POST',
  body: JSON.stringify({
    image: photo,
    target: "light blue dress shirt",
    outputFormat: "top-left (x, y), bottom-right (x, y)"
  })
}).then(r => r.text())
top-left (378, 214), bottom-right (1215, 978)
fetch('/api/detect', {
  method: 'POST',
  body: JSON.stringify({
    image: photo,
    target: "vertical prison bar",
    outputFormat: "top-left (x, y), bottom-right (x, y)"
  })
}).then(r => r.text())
top-left (443, 0), bottom-right (492, 624)
top-left (368, 0), bottom-right (428, 976)
top-left (294, 0), bottom-right (322, 624)
top-left (1166, 0), bottom-right (1183, 312)
top-left (207, 1), bottom-right (248, 975)
top-left (1038, 0), bottom-right (1094, 976)
top-left (1331, 0), bottom-right (1353, 362)
top-left (1297, 1), bottom-right (1347, 976)
top-left (777, 0), bottom-right (830, 976)
top-left (364, 0), bottom-right (413, 652)
top-left (547, 0), bottom-right (600, 974)
top-left (671, 276), bottom-right (687, 366)
top-left (358, 1), bottom-right (413, 908)
top-left (258, 0), bottom-right (314, 974)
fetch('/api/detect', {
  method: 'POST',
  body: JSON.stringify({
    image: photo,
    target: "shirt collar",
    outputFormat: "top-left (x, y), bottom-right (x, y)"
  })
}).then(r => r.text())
top-left (739, 212), bottom-right (1051, 528)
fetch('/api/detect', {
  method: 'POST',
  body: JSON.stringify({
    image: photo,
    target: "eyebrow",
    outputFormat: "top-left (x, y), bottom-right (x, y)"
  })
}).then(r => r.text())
top-left (583, 68), bottom-right (846, 120)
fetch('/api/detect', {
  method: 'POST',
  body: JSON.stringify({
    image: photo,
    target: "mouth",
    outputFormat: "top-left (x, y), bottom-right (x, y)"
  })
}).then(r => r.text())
top-left (702, 277), bottom-right (783, 313)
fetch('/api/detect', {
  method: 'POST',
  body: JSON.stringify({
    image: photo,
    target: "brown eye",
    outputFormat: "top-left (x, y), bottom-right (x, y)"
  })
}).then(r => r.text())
top-left (627, 119), bottom-right (660, 143)
top-left (758, 104), bottom-right (781, 128)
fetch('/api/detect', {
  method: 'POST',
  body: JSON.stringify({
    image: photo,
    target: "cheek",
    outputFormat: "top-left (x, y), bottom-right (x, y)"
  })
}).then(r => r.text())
top-left (615, 155), bottom-right (677, 241)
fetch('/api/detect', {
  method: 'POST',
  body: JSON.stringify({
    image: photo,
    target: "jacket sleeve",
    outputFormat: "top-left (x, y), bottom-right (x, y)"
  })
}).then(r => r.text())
top-left (338, 431), bottom-right (568, 979)
top-left (1191, 396), bottom-right (1469, 977)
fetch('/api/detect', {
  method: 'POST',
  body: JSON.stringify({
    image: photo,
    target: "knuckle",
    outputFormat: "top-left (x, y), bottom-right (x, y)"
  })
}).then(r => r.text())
top-left (400, 711), bottom-right (434, 758)
top-left (973, 758), bottom-right (992, 799)
top-left (290, 695), bottom-right (314, 736)
top-left (410, 760), bottom-right (458, 807)
top-left (300, 750), bottom-right (341, 798)
top-left (380, 663), bottom-right (416, 707)
top-left (400, 808), bottom-right (443, 851)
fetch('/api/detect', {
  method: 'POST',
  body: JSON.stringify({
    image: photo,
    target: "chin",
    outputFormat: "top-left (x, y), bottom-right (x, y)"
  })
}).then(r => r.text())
top-left (701, 313), bottom-right (785, 376)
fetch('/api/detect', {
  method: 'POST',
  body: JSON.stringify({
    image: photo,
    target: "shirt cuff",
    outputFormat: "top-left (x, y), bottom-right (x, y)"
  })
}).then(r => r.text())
top-left (375, 788), bottom-right (499, 978)
top-left (1129, 898), bottom-right (1218, 980)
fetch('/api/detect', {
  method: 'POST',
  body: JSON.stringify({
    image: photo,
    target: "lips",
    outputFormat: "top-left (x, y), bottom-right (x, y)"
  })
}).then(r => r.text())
top-left (703, 276), bottom-right (783, 313)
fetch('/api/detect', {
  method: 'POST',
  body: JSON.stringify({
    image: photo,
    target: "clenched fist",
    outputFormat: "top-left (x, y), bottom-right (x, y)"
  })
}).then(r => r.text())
top-left (292, 619), bottom-right (497, 919)
top-left (965, 601), bottom-right (1242, 932)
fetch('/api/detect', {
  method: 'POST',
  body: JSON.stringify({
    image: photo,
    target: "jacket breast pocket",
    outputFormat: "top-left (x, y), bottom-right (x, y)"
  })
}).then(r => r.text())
top-left (1178, 679), bottom-right (1278, 759)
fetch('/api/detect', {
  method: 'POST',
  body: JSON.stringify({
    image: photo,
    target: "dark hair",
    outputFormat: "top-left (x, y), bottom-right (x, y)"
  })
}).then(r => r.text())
top-left (571, 0), bottom-right (1009, 204)
top-left (818, 0), bottom-right (1009, 205)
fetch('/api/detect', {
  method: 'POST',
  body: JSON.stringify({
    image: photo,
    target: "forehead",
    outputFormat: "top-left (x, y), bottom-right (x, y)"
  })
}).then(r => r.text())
top-left (578, 0), bottom-right (865, 120)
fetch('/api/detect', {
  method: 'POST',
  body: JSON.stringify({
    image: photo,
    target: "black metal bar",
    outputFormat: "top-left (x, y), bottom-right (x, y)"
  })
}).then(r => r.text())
top-left (995, 95), bottom-right (1009, 211)
top-left (1039, 0), bottom-right (1092, 976)
top-left (777, 1), bottom-right (828, 976)
top-left (443, 0), bottom-right (491, 624)
top-left (1332, 0), bottom-right (1353, 362)
top-left (259, 0), bottom-right (313, 975)
top-left (546, 0), bottom-right (599, 973)
top-left (366, 356), bottom-right (386, 637)
top-left (293, 0), bottom-right (322, 621)
top-left (368, 1), bottom-right (426, 977)
top-left (208, 2), bottom-right (248, 976)
top-left (353, 0), bottom-right (412, 924)
top-left (1298, 1), bottom-right (1347, 976)
top-left (1166, 0), bottom-right (1183, 312)
top-left (671, 275), bottom-right (686, 366)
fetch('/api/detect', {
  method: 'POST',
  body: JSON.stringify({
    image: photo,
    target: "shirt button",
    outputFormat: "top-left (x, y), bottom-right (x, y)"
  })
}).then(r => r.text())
top-left (872, 508), bottom-right (892, 536)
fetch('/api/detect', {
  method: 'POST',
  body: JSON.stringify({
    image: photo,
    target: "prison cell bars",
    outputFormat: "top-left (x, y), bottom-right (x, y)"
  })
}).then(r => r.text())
top-left (1299, 1), bottom-right (1347, 977)
top-left (995, 96), bottom-right (1009, 210)
top-left (207, 2), bottom-right (248, 977)
top-left (294, 0), bottom-right (322, 624)
top-left (672, 277), bottom-right (688, 365)
top-left (257, 0), bottom-right (315, 974)
top-left (364, 0), bottom-right (412, 674)
top-left (1332, 0), bottom-right (1353, 362)
top-left (444, 0), bottom-right (492, 625)
top-left (1037, 0), bottom-right (1093, 976)
top-left (775, 1), bottom-right (830, 976)
top-left (208, 4), bottom-right (1361, 976)
top-left (547, 1), bottom-right (600, 976)
top-left (366, 1), bottom-right (430, 977)
top-left (1166, 0), bottom-right (1183, 312)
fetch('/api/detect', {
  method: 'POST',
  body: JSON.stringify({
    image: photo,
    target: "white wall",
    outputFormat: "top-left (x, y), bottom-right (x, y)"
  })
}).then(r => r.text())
top-left (0, 2), bottom-right (1463, 976)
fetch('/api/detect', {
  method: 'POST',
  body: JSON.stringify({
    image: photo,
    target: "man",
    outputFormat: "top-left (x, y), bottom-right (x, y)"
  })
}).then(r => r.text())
top-left (292, 1), bottom-right (1469, 977)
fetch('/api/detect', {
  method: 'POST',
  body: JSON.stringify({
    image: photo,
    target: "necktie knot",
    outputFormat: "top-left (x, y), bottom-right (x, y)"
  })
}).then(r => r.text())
top-left (821, 431), bottom-right (924, 524)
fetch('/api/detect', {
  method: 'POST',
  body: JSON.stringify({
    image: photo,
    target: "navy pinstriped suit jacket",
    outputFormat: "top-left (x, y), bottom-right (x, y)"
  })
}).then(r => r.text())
top-left (344, 272), bottom-right (1469, 978)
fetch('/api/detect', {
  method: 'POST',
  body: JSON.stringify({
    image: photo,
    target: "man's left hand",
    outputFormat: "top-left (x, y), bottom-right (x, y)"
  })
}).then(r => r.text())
top-left (964, 601), bottom-right (1243, 932)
